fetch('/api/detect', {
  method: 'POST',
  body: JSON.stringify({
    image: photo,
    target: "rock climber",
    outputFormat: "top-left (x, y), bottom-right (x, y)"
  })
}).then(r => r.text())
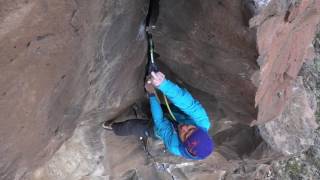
top-left (103, 71), bottom-right (214, 160)
top-left (145, 71), bottom-right (214, 159)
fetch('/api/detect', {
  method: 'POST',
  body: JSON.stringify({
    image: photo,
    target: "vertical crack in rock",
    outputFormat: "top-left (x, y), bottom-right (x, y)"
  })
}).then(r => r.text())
top-left (70, 0), bottom-right (80, 34)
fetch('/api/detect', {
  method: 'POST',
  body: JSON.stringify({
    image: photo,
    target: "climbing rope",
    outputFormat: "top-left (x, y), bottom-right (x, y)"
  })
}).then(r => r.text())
top-left (145, 0), bottom-right (176, 122)
top-left (163, 95), bottom-right (177, 121)
top-left (142, 1), bottom-right (177, 168)
top-left (146, 30), bottom-right (176, 122)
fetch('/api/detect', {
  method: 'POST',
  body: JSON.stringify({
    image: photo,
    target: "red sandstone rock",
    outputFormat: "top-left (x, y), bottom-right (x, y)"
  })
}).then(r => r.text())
top-left (252, 0), bottom-right (320, 125)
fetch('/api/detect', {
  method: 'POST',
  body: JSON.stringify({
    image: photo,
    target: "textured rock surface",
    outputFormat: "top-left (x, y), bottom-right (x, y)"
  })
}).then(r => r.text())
top-left (0, 0), bottom-right (147, 179)
top-left (0, 1), bottom-right (91, 178)
top-left (254, 0), bottom-right (320, 156)
top-left (266, 23), bottom-right (320, 180)
top-left (152, 0), bottom-right (259, 125)
top-left (1, 0), bottom-right (320, 179)
top-left (244, 130), bottom-right (320, 180)
top-left (252, 0), bottom-right (320, 125)
top-left (251, 2), bottom-right (320, 179)
top-left (25, 0), bottom-right (265, 179)
top-left (259, 77), bottom-right (318, 155)
top-left (29, 125), bottom-right (105, 180)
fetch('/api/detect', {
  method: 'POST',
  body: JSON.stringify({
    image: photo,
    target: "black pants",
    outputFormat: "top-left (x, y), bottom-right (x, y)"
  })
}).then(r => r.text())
top-left (111, 104), bottom-right (182, 138)
top-left (111, 119), bottom-right (154, 138)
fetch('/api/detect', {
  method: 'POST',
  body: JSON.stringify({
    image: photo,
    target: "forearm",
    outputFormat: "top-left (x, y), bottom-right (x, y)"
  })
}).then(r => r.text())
top-left (149, 95), bottom-right (177, 146)
top-left (149, 95), bottom-right (164, 126)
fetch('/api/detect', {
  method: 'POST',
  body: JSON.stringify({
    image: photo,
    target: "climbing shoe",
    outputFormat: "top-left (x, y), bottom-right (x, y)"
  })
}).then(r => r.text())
top-left (102, 121), bottom-right (113, 130)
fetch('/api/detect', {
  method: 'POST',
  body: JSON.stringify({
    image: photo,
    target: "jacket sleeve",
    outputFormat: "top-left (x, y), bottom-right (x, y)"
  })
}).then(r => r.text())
top-left (157, 80), bottom-right (211, 131)
top-left (149, 95), bottom-right (181, 156)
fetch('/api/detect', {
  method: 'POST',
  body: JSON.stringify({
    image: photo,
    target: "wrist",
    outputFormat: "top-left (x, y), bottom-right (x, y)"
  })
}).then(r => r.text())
top-left (157, 79), bottom-right (167, 89)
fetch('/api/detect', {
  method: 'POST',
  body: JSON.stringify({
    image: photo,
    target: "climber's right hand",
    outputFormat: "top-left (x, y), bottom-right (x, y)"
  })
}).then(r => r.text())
top-left (151, 71), bottom-right (165, 87)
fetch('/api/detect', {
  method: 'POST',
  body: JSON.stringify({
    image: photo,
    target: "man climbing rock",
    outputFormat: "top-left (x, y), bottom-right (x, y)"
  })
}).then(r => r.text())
top-left (103, 71), bottom-right (214, 160)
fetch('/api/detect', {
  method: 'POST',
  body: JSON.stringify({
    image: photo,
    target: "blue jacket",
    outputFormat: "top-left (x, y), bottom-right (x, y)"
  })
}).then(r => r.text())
top-left (149, 79), bottom-right (211, 159)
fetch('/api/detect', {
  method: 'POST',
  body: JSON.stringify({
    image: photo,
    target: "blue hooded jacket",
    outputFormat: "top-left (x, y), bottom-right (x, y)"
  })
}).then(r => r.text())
top-left (149, 79), bottom-right (211, 159)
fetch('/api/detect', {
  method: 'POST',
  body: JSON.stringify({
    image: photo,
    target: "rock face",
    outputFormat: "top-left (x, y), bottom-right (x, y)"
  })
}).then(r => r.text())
top-left (252, 0), bottom-right (320, 125)
top-left (265, 22), bottom-right (320, 180)
top-left (0, 0), bottom-right (147, 179)
top-left (152, 0), bottom-right (259, 125)
top-left (0, 1), bottom-right (89, 178)
top-left (259, 77), bottom-right (318, 155)
top-left (1, 0), bottom-right (320, 179)
top-left (254, 0), bottom-right (320, 155)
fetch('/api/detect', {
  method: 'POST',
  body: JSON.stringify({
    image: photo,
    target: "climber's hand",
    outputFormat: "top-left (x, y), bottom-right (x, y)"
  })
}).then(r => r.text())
top-left (151, 71), bottom-right (165, 87)
top-left (145, 80), bottom-right (156, 94)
